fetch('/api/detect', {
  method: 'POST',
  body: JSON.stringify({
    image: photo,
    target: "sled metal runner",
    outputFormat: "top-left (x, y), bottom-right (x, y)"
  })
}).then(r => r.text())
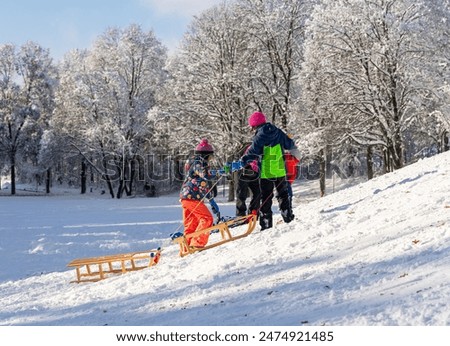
top-left (172, 214), bottom-right (257, 257)
top-left (67, 248), bottom-right (161, 283)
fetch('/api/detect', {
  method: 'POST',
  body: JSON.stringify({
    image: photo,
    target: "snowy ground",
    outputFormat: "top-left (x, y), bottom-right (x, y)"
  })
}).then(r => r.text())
top-left (0, 152), bottom-right (449, 328)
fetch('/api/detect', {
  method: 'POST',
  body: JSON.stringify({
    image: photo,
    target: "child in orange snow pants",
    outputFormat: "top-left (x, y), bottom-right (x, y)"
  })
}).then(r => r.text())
top-left (181, 199), bottom-right (214, 248)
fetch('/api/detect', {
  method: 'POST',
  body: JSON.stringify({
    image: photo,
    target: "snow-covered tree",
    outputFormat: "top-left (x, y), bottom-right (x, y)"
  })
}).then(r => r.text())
top-left (162, 2), bottom-right (258, 162)
top-left (162, 0), bottom-right (309, 158)
top-left (52, 25), bottom-right (167, 198)
top-left (417, 0), bottom-right (450, 153)
top-left (236, 0), bottom-right (310, 130)
top-left (0, 42), bottom-right (56, 195)
top-left (152, 0), bottom-right (310, 199)
top-left (301, 0), bottom-right (442, 185)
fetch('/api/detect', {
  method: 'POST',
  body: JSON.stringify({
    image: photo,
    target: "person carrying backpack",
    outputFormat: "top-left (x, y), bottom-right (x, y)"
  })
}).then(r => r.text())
top-left (241, 112), bottom-right (301, 230)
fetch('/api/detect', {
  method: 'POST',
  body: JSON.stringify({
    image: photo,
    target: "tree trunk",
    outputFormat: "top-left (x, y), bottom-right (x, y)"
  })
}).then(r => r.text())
top-left (104, 177), bottom-right (114, 198)
top-left (81, 160), bottom-right (87, 194)
top-left (393, 139), bottom-right (404, 169)
top-left (319, 149), bottom-right (326, 197)
top-left (367, 146), bottom-right (374, 180)
top-left (116, 178), bottom-right (124, 199)
top-left (46, 168), bottom-right (51, 194)
top-left (126, 159), bottom-right (136, 197)
top-left (383, 148), bottom-right (390, 174)
top-left (325, 145), bottom-right (333, 179)
top-left (10, 153), bottom-right (16, 195)
top-left (90, 165), bottom-right (95, 192)
top-left (442, 130), bottom-right (449, 152)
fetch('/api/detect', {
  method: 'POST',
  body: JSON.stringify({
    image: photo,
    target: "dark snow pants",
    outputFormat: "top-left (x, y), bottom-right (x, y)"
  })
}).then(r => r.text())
top-left (259, 176), bottom-right (294, 230)
top-left (236, 169), bottom-right (261, 217)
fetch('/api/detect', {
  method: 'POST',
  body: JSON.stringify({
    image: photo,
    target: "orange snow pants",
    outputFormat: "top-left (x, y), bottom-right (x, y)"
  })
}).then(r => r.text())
top-left (181, 199), bottom-right (214, 247)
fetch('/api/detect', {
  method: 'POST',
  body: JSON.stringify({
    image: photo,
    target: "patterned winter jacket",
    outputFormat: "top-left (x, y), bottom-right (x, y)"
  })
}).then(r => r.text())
top-left (180, 155), bottom-right (215, 201)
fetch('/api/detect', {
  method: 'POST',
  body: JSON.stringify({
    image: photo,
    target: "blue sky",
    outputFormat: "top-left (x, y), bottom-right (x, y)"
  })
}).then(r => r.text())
top-left (0, 0), bottom-right (221, 60)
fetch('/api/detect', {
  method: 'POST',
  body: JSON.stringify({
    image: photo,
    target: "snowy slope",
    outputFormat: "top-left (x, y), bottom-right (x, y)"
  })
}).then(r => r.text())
top-left (0, 152), bottom-right (449, 326)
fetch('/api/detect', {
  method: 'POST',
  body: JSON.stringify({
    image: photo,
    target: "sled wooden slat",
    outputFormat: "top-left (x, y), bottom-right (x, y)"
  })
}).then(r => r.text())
top-left (173, 214), bottom-right (257, 257)
top-left (67, 248), bottom-right (161, 283)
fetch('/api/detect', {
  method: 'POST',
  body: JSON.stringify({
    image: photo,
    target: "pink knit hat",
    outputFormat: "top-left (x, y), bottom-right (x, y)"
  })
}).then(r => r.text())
top-left (194, 139), bottom-right (214, 154)
top-left (248, 111), bottom-right (267, 128)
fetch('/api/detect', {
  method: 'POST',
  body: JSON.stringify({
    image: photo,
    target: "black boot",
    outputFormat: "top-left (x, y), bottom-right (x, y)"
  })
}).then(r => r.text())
top-left (281, 208), bottom-right (295, 223)
top-left (260, 212), bottom-right (273, 230)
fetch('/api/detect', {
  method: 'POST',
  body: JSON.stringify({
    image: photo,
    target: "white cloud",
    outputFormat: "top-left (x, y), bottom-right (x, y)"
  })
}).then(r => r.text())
top-left (139, 0), bottom-right (222, 17)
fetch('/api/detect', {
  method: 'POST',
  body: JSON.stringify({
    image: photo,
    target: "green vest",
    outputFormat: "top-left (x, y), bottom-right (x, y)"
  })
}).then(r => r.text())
top-left (260, 144), bottom-right (286, 179)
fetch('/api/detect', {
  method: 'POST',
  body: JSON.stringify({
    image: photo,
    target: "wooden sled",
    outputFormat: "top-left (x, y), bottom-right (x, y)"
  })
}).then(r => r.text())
top-left (172, 214), bottom-right (257, 257)
top-left (67, 248), bottom-right (161, 283)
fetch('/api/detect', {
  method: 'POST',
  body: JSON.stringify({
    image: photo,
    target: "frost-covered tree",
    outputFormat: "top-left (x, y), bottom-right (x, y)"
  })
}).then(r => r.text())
top-left (157, 3), bottom-right (260, 201)
top-left (236, 0), bottom-right (309, 130)
top-left (0, 42), bottom-right (56, 195)
top-left (52, 25), bottom-right (167, 198)
top-left (48, 49), bottom-right (94, 193)
top-left (301, 0), bottom-right (441, 184)
top-left (153, 0), bottom-right (310, 200)
top-left (163, 2), bottom-right (257, 160)
top-left (417, 0), bottom-right (450, 153)
top-left (163, 0), bottom-right (309, 156)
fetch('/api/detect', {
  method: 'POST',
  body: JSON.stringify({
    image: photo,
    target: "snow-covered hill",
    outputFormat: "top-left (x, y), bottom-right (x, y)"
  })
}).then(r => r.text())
top-left (0, 152), bottom-right (449, 326)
